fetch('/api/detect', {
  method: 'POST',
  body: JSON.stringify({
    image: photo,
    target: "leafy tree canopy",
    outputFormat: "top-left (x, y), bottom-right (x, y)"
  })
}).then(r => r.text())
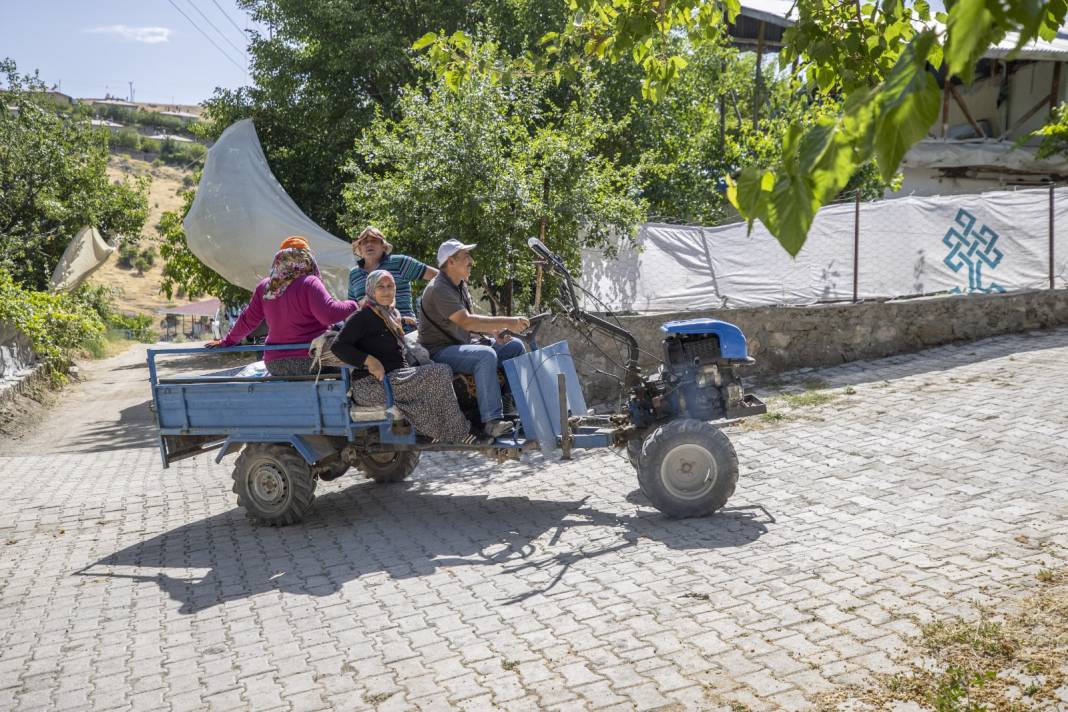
top-left (0, 59), bottom-right (150, 290)
top-left (421, 0), bottom-right (1068, 255)
top-left (157, 179), bottom-right (252, 308)
top-left (341, 55), bottom-right (645, 311)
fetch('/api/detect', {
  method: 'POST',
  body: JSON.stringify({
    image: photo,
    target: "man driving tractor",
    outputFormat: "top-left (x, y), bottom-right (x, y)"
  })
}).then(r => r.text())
top-left (418, 239), bottom-right (530, 438)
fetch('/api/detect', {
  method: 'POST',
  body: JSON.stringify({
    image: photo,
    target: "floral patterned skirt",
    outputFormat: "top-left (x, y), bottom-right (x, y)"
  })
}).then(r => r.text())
top-left (348, 363), bottom-right (474, 442)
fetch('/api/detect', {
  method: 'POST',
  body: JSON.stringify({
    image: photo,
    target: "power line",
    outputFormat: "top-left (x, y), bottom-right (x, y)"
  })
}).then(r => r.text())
top-left (186, 0), bottom-right (246, 60)
top-left (209, 0), bottom-right (248, 40)
top-left (167, 0), bottom-right (246, 74)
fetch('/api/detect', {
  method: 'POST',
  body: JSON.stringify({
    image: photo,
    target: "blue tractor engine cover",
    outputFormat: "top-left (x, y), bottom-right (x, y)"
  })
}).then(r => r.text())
top-left (660, 318), bottom-right (750, 361)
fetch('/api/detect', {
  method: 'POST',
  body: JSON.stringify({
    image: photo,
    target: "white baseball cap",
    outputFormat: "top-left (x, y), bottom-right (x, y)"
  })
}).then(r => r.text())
top-left (436, 238), bottom-right (477, 266)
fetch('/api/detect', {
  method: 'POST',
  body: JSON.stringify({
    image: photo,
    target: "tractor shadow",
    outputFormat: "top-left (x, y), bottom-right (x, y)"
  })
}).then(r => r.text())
top-left (78, 484), bottom-right (770, 614)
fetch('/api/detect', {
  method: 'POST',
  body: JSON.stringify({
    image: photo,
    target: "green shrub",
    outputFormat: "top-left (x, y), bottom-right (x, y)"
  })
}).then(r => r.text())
top-left (0, 270), bottom-right (106, 384)
top-left (110, 128), bottom-right (142, 151)
top-left (117, 241), bottom-right (139, 268)
top-left (107, 312), bottom-right (157, 342)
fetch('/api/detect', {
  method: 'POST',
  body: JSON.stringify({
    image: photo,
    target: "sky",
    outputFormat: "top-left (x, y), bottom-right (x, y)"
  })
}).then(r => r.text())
top-left (1, 0), bottom-right (264, 105)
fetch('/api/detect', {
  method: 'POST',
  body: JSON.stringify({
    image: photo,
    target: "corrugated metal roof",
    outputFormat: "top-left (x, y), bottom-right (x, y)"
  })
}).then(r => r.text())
top-left (985, 30), bottom-right (1068, 62)
top-left (738, 0), bottom-right (795, 27)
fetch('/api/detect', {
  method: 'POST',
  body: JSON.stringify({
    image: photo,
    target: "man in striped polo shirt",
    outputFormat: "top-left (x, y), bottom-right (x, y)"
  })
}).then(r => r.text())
top-left (347, 227), bottom-right (438, 332)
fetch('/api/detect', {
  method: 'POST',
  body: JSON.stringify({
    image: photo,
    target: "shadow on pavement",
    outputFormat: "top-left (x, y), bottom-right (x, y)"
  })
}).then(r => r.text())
top-left (79, 484), bottom-right (770, 614)
top-left (59, 399), bottom-right (158, 453)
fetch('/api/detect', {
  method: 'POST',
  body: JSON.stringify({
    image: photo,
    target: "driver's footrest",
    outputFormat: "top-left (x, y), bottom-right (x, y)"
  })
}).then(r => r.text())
top-left (725, 394), bottom-right (766, 419)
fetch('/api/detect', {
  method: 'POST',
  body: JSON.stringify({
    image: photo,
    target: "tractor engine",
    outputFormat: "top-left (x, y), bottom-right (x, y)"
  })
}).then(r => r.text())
top-left (633, 319), bottom-right (765, 425)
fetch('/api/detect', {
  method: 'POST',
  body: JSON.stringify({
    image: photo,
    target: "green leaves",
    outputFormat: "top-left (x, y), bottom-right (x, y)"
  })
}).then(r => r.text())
top-left (411, 32), bottom-right (437, 51)
top-left (728, 29), bottom-right (939, 256)
top-left (945, 0), bottom-right (997, 83)
top-left (872, 30), bottom-right (942, 182)
top-left (340, 63), bottom-right (644, 309)
top-left (0, 59), bottom-right (150, 290)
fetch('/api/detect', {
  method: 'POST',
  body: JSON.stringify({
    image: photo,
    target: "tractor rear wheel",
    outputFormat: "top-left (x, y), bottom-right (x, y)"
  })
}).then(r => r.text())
top-left (637, 419), bottom-right (738, 518)
top-left (360, 450), bottom-right (421, 483)
top-left (232, 443), bottom-right (317, 526)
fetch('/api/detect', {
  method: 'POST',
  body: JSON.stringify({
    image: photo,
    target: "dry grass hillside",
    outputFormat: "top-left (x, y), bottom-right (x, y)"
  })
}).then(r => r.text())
top-left (87, 155), bottom-right (195, 316)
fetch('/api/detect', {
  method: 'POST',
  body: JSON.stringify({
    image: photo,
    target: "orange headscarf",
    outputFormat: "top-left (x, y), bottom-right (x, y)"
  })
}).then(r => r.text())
top-left (279, 235), bottom-right (309, 251)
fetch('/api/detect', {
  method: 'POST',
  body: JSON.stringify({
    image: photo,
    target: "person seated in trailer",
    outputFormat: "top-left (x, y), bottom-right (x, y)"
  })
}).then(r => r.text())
top-left (208, 236), bottom-right (359, 376)
top-left (347, 226), bottom-right (437, 331)
top-left (417, 239), bottom-right (529, 439)
top-left (331, 270), bottom-right (486, 445)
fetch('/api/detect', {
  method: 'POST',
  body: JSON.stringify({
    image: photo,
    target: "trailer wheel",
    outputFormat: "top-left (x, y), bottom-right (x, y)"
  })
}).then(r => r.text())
top-left (637, 419), bottom-right (738, 518)
top-left (360, 450), bottom-right (420, 483)
top-left (232, 444), bottom-right (317, 526)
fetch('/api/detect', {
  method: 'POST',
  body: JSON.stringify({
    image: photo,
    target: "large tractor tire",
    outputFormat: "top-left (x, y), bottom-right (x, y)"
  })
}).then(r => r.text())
top-left (626, 439), bottom-right (643, 468)
top-left (360, 450), bottom-right (421, 483)
top-left (232, 443), bottom-right (317, 526)
top-left (637, 419), bottom-right (738, 518)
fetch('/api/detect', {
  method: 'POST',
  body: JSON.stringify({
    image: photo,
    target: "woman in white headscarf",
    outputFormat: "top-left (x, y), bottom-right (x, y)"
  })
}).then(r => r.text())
top-left (331, 270), bottom-right (485, 444)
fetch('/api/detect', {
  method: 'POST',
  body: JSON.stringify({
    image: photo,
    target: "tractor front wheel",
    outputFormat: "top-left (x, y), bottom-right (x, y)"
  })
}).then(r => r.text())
top-left (637, 419), bottom-right (738, 518)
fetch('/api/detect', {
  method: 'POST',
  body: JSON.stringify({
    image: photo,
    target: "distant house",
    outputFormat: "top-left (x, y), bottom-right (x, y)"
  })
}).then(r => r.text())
top-left (33, 90), bottom-right (74, 107)
top-left (159, 110), bottom-right (200, 120)
top-left (146, 132), bottom-right (194, 143)
top-left (87, 98), bottom-right (138, 109)
top-left (896, 31), bottom-right (1068, 195)
top-left (723, 5), bottom-right (1068, 196)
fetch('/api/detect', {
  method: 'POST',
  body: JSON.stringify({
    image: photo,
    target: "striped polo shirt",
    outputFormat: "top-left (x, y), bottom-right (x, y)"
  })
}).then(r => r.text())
top-left (347, 253), bottom-right (429, 318)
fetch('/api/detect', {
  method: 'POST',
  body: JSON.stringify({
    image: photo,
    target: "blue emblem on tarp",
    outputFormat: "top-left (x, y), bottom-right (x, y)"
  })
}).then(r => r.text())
top-left (942, 208), bottom-right (1005, 294)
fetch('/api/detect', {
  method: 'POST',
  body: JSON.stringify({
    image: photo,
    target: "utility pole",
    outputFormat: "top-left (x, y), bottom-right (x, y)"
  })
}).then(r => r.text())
top-left (129, 81), bottom-right (135, 103)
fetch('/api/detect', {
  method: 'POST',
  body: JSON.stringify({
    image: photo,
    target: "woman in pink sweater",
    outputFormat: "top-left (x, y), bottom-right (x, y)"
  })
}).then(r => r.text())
top-left (208, 236), bottom-right (358, 376)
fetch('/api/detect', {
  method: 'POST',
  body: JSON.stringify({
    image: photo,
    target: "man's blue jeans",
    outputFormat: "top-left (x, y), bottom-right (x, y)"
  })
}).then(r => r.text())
top-left (432, 339), bottom-right (525, 422)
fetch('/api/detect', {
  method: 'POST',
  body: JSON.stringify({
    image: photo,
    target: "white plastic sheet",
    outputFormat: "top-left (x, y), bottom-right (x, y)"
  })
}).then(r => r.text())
top-left (48, 226), bottom-right (114, 292)
top-left (581, 187), bottom-right (1068, 311)
top-left (183, 119), bottom-right (353, 297)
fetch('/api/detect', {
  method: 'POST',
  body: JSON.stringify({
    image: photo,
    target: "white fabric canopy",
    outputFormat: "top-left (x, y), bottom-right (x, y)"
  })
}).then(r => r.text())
top-left (48, 226), bottom-right (114, 292)
top-left (582, 186), bottom-right (1068, 311)
top-left (183, 119), bottom-right (353, 297)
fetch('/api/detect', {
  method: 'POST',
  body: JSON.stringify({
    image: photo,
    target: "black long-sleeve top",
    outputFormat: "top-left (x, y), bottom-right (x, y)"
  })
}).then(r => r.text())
top-left (330, 307), bottom-right (408, 377)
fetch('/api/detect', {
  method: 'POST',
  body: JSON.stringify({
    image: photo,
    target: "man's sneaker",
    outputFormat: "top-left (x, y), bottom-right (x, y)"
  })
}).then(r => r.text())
top-left (461, 433), bottom-right (494, 446)
top-left (483, 419), bottom-right (514, 438)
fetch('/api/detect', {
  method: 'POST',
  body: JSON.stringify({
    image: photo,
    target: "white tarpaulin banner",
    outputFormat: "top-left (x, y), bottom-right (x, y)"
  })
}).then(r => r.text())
top-left (48, 226), bottom-right (114, 292)
top-left (582, 187), bottom-right (1068, 311)
top-left (184, 119), bottom-right (353, 297)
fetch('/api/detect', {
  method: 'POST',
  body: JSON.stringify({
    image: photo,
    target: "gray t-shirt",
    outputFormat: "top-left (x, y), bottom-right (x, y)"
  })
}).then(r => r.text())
top-left (417, 274), bottom-right (475, 354)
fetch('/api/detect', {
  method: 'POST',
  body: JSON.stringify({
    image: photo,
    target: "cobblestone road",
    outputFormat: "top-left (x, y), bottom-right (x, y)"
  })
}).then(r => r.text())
top-left (1, 329), bottom-right (1067, 711)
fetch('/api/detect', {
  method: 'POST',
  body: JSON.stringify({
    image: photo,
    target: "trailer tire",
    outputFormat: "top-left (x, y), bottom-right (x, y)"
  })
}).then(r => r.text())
top-left (232, 444), bottom-right (316, 526)
top-left (360, 450), bottom-right (420, 483)
top-left (637, 419), bottom-right (737, 518)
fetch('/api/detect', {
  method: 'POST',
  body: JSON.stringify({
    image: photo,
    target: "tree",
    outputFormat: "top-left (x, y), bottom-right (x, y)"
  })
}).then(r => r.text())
top-left (421, 0), bottom-right (1068, 255)
top-left (158, 180), bottom-right (252, 307)
top-left (200, 0), bottom-right (484, 234)
top-left (0, 59), bottom-right (150, 289)
top-left (340, 60), bottom-right (645, 311)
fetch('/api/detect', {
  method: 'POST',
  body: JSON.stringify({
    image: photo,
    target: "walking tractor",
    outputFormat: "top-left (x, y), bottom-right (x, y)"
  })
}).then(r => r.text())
top-left (147, 239), bottom-right (766, 525)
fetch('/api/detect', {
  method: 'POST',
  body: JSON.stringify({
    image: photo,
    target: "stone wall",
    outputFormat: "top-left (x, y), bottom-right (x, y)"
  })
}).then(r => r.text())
top-left (538, 289), bottom-right (1068, 401)
top-left (0, 322), bottom-right (39, 405)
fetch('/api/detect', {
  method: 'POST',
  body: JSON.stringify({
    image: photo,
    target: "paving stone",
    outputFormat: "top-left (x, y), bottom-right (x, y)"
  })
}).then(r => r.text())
top-left (1, 330), bottom-right (1067, 711)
